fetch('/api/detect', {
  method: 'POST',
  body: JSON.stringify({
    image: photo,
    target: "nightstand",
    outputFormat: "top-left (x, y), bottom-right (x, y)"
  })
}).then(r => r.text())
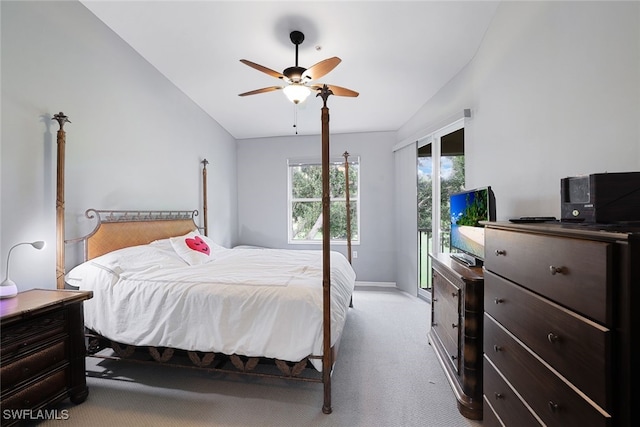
top-left (1, 289), bottom-right (93, 426)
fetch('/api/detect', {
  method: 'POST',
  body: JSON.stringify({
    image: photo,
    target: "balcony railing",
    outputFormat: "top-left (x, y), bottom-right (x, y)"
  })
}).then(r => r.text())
top-left (418, 228), bottom-right (450, 291)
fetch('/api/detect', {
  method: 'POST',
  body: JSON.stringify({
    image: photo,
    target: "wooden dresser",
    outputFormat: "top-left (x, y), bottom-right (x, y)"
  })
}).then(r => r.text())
top-left (1, 289), bottom-right (93, 426)
top-left (428, 253), bottom-right (484, 420)
top-left (482, 222), bottom-right (637, 427)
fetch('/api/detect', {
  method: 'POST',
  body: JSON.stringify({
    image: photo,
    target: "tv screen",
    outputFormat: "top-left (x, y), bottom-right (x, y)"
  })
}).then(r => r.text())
top-left (449, 186), bottom-right (495, 266)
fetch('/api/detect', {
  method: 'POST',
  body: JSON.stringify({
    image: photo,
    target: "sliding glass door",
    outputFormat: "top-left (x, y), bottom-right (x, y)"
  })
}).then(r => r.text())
top-left (417, 121), bottom-right (465, 300)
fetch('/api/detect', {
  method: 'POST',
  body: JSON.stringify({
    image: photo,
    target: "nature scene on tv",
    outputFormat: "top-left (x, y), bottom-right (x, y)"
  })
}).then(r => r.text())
top-left (450, 189), bottom-right (488, 258)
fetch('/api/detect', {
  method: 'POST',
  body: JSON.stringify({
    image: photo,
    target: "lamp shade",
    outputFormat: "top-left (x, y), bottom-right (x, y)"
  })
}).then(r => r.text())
top-left (283, 84), bottom-right (311, 104)
top-left (1, 240), bottom-right (46, 299)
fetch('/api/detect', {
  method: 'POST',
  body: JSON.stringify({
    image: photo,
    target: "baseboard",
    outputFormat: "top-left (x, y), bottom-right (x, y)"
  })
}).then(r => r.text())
top-left (355, 281), bottom-right (396, 288)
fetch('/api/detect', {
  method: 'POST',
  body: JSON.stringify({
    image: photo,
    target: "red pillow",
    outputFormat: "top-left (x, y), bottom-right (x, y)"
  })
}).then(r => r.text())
top-left (170, 232), bottom-right (216, 265)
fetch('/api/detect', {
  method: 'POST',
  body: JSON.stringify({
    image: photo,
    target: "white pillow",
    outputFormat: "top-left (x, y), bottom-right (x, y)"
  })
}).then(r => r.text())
top-left (169, 231), bottom-right (216, 266)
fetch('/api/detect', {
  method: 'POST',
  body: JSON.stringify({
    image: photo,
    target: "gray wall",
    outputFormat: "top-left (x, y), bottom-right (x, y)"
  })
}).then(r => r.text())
top-left (237, 131), bottom-right (396, 283)
top-left (394, 0), bottom-right (640, 294)
top-left (1, 1), bottom-right (238, 291)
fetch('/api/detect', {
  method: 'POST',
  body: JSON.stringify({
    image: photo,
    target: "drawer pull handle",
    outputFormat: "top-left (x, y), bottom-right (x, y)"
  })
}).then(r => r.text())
top-left (494, 392), bottom-right (504, 400)
top-left (451, 355), bottom-right (457, 361)
top-left (547, 332), bottom-right (561, 343)
top-left (494, 298), bottom-right (504, 304)
top-left (452, 323), bottom-right (458, 329)
top-left (451, 292), bottom-right (457, 298)
top-left (432, 322), bottom-right (438, 327)
top-left (548, 401), bottom-right (560, 413)
top-left (493, 345), bottom-right (502, 352)
top-left (549, 265), bottom-right (565, 275)
top-left (495, 249), bottom-right (506, 256)
top-left (432, 297), bottom-right (438, 302)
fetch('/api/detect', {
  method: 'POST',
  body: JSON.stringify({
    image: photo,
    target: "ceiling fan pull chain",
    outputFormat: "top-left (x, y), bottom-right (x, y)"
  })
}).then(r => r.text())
top-left (293, 104), bottom-right (298, 134)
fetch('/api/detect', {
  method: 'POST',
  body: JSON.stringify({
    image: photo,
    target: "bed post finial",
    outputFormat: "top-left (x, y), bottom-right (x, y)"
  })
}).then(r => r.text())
top-left (53, 112), bottom-right (71, 130)
top-left (201, 159), bottom-right (209, 237)
top-left (53, 112), bottom-right (71, 289)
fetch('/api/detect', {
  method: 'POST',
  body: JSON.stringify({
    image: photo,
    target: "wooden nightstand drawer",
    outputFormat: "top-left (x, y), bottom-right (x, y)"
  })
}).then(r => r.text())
top-left (484, 270), bottom-right (610, 409)
top-left (0, 366), bottom-right (68, 412)
top-left (483, 356), bottom-right (540, 427)
top-left (484, 313), bottom-right (610, 427)
top-left (1, 338), bottom-right (68, 389)
top-left (484, 228), bottom-right (611, 324)
top-left (1, 311), bottom-right (66, 357)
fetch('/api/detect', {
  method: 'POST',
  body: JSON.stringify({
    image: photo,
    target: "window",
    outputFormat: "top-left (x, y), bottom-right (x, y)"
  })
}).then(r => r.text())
top-left (287, 157), bottom-right (360, 244)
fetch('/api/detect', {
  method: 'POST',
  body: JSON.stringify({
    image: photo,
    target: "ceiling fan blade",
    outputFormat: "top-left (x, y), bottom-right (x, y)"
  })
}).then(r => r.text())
top-left (301, 57), bottom-right (341, 81)
top-left (240, 59), bottom-right (285, 79)
top-left (238, 86), bottom-right (283, 97)
top-left (311, 84), bottom-right (359, 98)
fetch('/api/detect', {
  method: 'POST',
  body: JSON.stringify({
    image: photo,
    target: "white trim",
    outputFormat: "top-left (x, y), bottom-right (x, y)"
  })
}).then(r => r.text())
top-left (355, 281), bottom-right (396, 288)
top-left (393, 110), bottom-right (471, 152)
top-left (287, 156), bottom-right (361, 244)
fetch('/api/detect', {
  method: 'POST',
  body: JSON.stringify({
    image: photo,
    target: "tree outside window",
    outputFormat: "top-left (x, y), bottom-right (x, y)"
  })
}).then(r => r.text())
top-left (288, 158), bottom-right (359, 243)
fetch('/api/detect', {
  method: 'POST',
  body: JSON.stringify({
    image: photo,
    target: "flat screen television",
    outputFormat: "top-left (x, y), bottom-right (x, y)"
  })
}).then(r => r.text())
top-left (449, 186), bottom-right (496, 267)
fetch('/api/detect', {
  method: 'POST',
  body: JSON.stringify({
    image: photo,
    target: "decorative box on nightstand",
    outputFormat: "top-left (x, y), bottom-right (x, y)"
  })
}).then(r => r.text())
top-left (1, 289), bottom-right (93, 426)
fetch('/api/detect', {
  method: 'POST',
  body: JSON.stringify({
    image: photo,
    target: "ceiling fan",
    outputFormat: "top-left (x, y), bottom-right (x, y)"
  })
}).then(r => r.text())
top-left (239, 30), bottom-right (359, 104)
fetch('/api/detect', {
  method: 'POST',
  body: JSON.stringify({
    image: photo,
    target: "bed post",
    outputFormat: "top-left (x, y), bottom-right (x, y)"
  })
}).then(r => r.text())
top-left (201, 159), bottom-right (209, 237)
top-left (343, 151), bottom-right (354, 308)
top-left (53, 112), bottom-right (70, 289)
top-left (342, 151), bottom-right (352, 265)
top-left (318, 86), bottom-right (333, 415)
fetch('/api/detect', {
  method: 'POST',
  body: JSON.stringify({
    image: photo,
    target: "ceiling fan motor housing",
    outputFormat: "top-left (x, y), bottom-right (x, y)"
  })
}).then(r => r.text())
top-left (283, 66), bottom-right (306, 82)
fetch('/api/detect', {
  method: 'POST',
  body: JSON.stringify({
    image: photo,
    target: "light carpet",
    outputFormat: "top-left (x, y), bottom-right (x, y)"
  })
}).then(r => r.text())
top-left (41, 287), bottom-right (483, 427)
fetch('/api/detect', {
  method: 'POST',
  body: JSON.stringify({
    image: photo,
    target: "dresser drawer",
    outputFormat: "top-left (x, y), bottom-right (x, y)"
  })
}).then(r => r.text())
top-left (485, 228), bottom-right (611, 324)
top-left (484, 314), bottom-right (611, 427)
top-left (1, 311), bottom-right (66, 357)
top-left (432, 272), bottom-right (461, 372)
top-left (484, 270), bottom-right (610, 410)
top-left (483, 395), bottom-right (508, 427)
top-left (483, 355), bottom-right (541, 427)
top-left (0, 366), bottom-right (69, 412)
top-left (1, 339), bottom-right (68, 389)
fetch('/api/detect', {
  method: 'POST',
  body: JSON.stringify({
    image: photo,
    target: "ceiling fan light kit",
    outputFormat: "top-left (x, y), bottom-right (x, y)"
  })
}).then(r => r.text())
top-left (283, 84), bottom-right (311, 104)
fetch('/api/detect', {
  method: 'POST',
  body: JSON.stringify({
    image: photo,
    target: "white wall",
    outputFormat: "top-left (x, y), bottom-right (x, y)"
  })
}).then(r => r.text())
top-left (395, 0), bottom-right (640, 293)
top-left (237, 131), bottom-right (397, 283)
top-left (1, 1), bottom-right (238, 292)
top-left (3, 1), bottom-right (637, 296)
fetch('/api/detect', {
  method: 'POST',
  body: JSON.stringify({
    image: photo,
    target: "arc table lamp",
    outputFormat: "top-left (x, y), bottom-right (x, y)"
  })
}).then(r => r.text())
top-left (1, 241), bottom-right (45, 299)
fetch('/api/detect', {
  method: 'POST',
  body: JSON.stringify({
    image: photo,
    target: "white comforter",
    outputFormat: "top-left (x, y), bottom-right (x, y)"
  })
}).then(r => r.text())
top-left (65, 240), bottom-right (356, 371)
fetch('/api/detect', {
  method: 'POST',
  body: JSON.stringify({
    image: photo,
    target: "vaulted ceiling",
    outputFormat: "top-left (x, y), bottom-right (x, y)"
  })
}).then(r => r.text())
top-left (81, 1), bottom-right (500, 140)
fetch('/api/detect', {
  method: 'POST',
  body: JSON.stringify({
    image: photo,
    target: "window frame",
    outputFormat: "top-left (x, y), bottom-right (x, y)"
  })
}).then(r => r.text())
top-left (287, 156), bottom-right (361, 245)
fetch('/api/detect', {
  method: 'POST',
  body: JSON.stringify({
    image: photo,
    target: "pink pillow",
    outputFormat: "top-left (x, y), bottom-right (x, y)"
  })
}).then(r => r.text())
top-left (169, 231), bottom-right (216, 265)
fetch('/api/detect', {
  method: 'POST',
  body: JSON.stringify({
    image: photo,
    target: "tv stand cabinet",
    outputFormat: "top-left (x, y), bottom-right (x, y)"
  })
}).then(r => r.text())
top-left (428, 253), bottom-right (484, 420)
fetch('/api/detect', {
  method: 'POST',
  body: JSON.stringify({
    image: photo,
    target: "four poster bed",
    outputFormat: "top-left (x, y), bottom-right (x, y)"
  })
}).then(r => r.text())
top-left (53, 91), bottom-right (355, 414)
